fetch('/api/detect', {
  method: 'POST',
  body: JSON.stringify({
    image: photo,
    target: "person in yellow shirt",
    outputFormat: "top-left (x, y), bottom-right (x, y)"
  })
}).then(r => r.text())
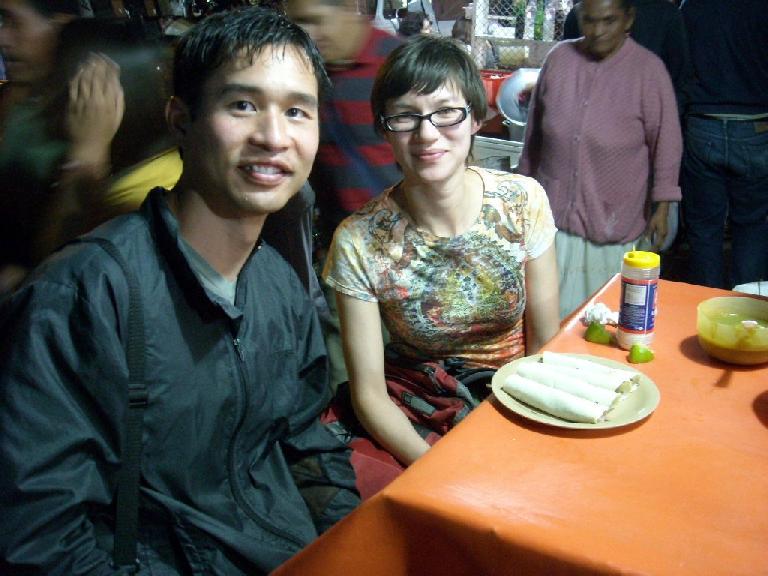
top-left (0, 14), bottom-right (181, 293)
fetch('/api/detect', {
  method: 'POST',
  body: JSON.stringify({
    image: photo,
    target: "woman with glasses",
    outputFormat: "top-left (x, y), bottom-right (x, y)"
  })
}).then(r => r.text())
top-left (322, 35), bottom-right (559, 485)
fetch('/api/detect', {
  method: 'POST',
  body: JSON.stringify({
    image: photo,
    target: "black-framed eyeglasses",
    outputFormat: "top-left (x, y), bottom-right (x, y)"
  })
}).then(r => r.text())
top-left (380, 105), bottom-right (472, 133)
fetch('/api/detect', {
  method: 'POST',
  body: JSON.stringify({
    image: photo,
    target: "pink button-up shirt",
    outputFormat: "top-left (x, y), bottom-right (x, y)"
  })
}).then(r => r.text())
top-left (518, 38), bottom-right (682, 245)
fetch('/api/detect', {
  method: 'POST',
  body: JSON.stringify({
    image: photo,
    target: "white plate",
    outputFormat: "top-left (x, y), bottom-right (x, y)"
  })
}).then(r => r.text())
top-left (491, 353), bottom-right (660, 429)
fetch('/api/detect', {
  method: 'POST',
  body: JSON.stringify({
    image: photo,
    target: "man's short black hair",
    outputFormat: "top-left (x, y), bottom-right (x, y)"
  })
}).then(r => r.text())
top-left (371, 35), bottom-right (488, 134)
top-left (173, 7), bottom-right (330, 115)
top-left (26, 0), bottom-right (80, 16)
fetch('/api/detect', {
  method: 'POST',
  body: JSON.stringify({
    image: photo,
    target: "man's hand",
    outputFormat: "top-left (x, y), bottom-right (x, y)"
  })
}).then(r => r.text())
top-left (65, 53), bottom-right (125, 178)
top-left (36, 55), bottom-right (125, 260)
top-left (645, 201), bottom-right (670, 253)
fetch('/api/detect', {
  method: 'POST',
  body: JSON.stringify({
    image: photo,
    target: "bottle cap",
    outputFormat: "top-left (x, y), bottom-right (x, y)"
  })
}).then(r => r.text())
top-left (623, 250), bottom-right (660, 269)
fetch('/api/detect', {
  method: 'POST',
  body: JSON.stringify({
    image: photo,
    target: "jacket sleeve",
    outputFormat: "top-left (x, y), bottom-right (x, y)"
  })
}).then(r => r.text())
top-left (281, 286), bottom-right (360, 534)
top-left (284, 418), bottom-right (361, 534)
top-left (0, 278), bottom-right (128, 575)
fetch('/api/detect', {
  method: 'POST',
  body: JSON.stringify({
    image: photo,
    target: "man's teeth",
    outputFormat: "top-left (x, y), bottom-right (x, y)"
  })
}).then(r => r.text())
top-left (245, 165), bottom-right (282, 175)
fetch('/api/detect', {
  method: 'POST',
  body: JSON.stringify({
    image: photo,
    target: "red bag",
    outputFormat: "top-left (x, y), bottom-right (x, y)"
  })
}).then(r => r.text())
top-left (322, 346), bottom-right (494, 499)
top-left (383, 352), bottom-right (491, 436)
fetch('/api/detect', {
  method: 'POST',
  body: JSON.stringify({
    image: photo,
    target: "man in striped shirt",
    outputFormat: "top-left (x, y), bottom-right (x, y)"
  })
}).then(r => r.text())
top-left (288, 0), bottom-right (402, 249)
top-left (287, 0), bottom-right (402, 388)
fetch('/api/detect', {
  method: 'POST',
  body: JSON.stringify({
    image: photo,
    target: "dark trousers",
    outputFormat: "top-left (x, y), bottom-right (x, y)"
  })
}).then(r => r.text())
top-left (682, 115), bottom-right (768, 288)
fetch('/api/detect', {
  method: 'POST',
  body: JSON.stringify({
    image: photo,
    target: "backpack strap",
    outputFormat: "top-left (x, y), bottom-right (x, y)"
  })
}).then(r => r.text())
top-left (77, 237), bottom-right (147, 572)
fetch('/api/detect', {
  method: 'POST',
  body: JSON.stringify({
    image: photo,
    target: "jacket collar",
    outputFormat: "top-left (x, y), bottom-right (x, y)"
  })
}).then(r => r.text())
top-left (142, 188), bottom-right (259, 323)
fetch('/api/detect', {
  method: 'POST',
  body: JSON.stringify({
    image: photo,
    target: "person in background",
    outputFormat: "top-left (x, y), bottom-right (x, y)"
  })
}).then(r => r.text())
top-left (31, 18), bottom-right (182, 259)
top-left (518, 0), bottom-right (682, 319)
top-left (562, 0), bottom-right (689, 263)
top-left (0, 0), bottom-right (81, 294)
top-left (398, 10), bottom-right (430, 37)
top-left (562, 0), bottom-right (582, 38)
top-left (286, 0), bottom-right (402, 390)
top-left (451, 14), bottom-right (471, 44)
top-left (0, 0), bottom-right (79, 102)
top-left (0, 8), bottom-right (358, 574)
top-left (324, 36), bottom-right (559, 486)
top-left (0, 8), bottom-right (182, 297)
top-left (451, 16), bottom-right (499, 69)
top-left (680, 0), bottom-right (768, 289)
top-left (563, 0), bottom-right (690, 113)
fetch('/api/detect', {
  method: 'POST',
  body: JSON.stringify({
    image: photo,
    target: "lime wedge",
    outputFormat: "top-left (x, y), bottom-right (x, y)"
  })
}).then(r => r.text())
top-left (585, 322), bottom-right (611, 345)
top-left (628, 343), bottom-right (655, 363)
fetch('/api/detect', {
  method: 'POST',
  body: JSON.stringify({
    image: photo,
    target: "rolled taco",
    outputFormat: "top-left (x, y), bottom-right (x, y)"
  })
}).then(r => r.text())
top-left (502, 374), bottom-right (608, 423)
top-left (516, 362), bottom-right (620, 407)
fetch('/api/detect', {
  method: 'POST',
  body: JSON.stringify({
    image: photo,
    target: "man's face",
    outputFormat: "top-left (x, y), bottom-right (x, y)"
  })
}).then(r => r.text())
top-left (0, 0), bottom-right (61, 84)
top-left (579, 0), bottom-right (634, 61)
top-left (174, 46), bottom-right (320, 220)
top-left (286, 0), bottom-right (354, 64)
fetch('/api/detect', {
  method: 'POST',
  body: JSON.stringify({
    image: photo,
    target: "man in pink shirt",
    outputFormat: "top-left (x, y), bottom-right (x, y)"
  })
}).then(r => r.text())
top-left (518, 0), bottom-right (682, 318)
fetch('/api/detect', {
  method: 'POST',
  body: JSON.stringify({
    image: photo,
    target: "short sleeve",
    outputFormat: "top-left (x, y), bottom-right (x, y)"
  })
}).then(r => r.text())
top-left (521, 175), bottom-right (557, 260)
top-left (322, 217), bottom-right (379, 303)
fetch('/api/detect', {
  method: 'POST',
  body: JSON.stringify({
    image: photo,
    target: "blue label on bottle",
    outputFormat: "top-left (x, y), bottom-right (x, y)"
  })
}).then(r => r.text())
top-left (618, 278), bottom-right (657, 333)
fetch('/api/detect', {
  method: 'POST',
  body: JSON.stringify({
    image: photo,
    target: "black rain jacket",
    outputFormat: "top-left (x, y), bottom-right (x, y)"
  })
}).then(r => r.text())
top-left (0, 189), bottom-right (359, 574)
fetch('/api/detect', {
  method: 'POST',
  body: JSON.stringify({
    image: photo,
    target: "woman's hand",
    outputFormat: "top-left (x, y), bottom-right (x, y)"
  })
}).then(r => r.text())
top-left (65, 53), bottom-right (125, 178)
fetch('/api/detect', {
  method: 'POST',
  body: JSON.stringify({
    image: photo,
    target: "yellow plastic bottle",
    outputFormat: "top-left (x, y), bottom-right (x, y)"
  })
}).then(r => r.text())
top-left (617, 251), bottom-right (660, 350)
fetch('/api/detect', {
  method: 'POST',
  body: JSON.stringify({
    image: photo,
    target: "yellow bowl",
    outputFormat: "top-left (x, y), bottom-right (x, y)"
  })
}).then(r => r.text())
top-left (697, 296), bottom-right (768, 365)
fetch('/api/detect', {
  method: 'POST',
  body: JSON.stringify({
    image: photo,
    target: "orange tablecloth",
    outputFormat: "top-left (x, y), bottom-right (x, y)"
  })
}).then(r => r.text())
top-left (275, 278), bottom-right (768, 575)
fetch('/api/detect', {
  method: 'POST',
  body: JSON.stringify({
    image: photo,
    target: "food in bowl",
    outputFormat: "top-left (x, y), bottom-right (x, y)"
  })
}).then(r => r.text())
top-left (697, 296), bottom-right (768, 365)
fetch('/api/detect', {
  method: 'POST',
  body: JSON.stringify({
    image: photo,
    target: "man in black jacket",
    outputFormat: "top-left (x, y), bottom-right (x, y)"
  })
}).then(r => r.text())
top-left (0, 8), bottom-right (359, 574)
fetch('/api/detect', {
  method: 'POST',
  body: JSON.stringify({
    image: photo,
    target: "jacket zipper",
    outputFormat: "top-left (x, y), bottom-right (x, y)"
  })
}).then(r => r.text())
top-left (227, 335), bottom-right (304, 547)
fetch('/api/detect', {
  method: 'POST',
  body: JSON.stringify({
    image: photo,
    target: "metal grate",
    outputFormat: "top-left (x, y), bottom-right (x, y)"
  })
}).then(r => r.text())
top-left (469, 0), bottom-right (574, 69)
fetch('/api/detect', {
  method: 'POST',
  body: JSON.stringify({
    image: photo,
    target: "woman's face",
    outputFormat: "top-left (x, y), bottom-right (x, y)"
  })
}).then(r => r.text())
top-left (382, 83), bottom-right (480, 187)
top-left (578, 0), bottom-right (634, 61)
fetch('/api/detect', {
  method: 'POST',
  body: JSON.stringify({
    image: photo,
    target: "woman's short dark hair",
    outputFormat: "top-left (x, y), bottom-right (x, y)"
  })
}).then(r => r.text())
top-left (371, 35), bottom-right (487, 135)
top-left (173, 7), bottom-right (330, 116)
